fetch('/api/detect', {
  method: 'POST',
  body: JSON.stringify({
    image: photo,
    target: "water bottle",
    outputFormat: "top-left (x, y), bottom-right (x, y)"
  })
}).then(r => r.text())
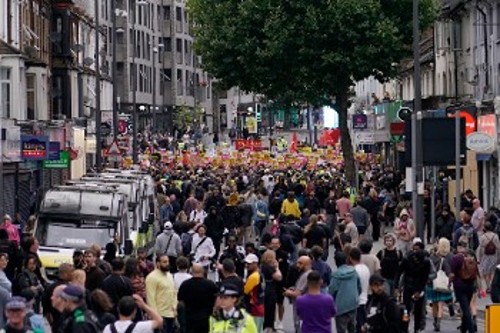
top-left (402, 309), bottom-right (410, 322)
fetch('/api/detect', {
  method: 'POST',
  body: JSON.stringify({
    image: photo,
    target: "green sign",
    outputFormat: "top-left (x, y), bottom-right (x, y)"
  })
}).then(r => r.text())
top-left (43, 151), bottom-right (70, 169)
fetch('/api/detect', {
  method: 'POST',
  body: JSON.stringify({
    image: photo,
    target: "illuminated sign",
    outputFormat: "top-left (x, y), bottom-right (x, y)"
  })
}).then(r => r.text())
top-left (21, 135), bottom-right (48, 160)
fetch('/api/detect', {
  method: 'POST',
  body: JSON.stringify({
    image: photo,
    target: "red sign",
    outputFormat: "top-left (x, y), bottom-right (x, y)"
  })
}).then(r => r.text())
top-left (235, 139), bottom-right (263, 151)
top-left (478, 114), bottom-right (496, 138)
top-left (448, 111), bottom-right (476, 136)
top-left (390, 122), bottom-right (405, 135)
top-left (319, 129), bottom-right (340, 146)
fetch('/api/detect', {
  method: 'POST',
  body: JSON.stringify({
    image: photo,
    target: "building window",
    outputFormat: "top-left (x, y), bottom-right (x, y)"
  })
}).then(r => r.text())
top-left (161, 37), bottom-right (171, 51)
top-left (177, 69), bottom-right (183, 95)
top-left (26, 74), bottom-right (35, 120)
top-left (163, 5), bottom-right (171, 20)
top-left (176, 38), bottom-right (182, 53)
top-left (0, 68), bottom-right (11, 118)
top-left (176, 7), bottom-right (182, 21)
top-left (497, 4), bottom-right (500, 37)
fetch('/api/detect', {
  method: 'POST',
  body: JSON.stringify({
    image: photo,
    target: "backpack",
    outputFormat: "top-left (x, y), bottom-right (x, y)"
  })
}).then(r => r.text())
top-left (245, 272), bottom-right (265, 316)
top-left (181, 232), bottom-right (193, 256)
top-left (485, 235), bottom-right (497, 255)
top-left (109, 322), bottom-right (137, 333)
top-left (458, 226), bottom-right (477, 250)
top-left (459, 253), bottom-right (479, 281)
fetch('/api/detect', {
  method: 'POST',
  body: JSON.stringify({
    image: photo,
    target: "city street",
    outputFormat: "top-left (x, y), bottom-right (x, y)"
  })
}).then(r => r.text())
top-left (279, 237), bottom-right (488, 333)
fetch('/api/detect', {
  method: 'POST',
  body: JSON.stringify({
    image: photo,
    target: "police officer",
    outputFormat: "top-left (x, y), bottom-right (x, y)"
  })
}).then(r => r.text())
top-left (364, 274), bottom-right (402, 333)
top-left (209, 284), bottom-right (257, 333)
top-left (58, 285), bottom-right (100, 333)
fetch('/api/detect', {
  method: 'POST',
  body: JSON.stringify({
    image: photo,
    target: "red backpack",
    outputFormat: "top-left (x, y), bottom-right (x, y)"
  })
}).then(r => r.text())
top-left (459, 253), bottom-right (479, 281)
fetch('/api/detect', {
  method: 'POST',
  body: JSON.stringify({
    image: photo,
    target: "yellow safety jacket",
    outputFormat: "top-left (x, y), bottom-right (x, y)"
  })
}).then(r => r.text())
top-left (209, 309), bottom-right (258, 333)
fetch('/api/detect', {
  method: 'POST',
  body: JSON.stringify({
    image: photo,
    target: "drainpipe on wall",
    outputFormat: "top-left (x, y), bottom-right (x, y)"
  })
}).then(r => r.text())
top-left (476, 4), bottom-right (490, 95)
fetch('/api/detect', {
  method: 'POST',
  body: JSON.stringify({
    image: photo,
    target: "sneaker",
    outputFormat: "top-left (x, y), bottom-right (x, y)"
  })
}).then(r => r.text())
top-left (275, 321), bottom-right (284, 331)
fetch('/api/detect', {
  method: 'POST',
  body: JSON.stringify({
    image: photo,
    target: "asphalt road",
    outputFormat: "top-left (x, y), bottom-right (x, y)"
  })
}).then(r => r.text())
top-left (279, 240), bottom-right (486, 333)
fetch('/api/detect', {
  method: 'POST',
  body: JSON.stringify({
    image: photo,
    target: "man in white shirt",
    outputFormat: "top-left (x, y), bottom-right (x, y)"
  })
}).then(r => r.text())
top-left (173, 256), bottom-right (192, 290)
top-left (189, 201), bottom-right (207, 223)
top-left (349, 247), bottom-right (370, 333)
top-left (471, 199), bottom-right (485, 234)
top-left (103, 294), bottom-right (163, 333)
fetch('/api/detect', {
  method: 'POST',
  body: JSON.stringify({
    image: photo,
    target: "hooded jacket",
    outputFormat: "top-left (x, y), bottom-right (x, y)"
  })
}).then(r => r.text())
top-left (154, 229), bottom-right (182, 257)
top-left (329, 264), bottom-right (361, 315)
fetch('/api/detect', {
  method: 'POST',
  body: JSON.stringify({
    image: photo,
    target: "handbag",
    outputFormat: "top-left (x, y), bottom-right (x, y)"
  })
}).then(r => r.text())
top-left (433, 258), bottom-right (450, 293)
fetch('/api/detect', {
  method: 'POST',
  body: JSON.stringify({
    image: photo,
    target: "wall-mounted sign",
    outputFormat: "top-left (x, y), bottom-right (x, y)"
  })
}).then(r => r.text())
top-left (478, 114), bottom-right (496, 138)
top-left (43, 151), bottom-right (70, 169)
top-left (352, 114), bottom-right (368, 129)
top-left (447, 111), bottom-right (476, 136)
top-left (21, 135), bottom-right (48, 160)
top-left (466, 131), bottom-right (495, 153)
top-left (48, 142), bottom-right (61, 160)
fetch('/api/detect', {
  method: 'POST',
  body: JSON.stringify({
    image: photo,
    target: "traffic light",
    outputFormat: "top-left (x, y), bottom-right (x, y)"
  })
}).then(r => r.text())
top-left (256, 104), bottom-right (262, 122)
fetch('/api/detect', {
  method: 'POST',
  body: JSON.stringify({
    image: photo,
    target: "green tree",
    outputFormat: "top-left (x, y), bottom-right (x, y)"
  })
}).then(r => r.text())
top-left (188, 0), bottom-right (437, 183)
top-left (173, 105), bottom-right (204, 132)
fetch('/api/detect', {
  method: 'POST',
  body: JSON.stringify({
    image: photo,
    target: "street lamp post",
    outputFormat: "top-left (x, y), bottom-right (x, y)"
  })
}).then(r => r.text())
top-left (112, 0), bottom-right (119, 138)
top-left (95, 0), bottom-right (103, 171)
top-left (152, 46), bottom-right (158, 132)
top-left (412, 0), bottom-right (424, 240)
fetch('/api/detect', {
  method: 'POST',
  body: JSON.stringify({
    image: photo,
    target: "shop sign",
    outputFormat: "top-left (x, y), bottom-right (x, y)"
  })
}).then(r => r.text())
top-left (478, 114), bottom-right (496, 138)
top-left (2, 126), bottom-right (21, 162)
top-left (48, 142), bottom-right (61, 160)
top-left (21, 135), bottom-right (49, 160)
top-left (43, 151), bottom-right (70, 169)
top-left (466, 132), bottom-right (495, 153)
top-left (352, 115), bottom-right (368, 129)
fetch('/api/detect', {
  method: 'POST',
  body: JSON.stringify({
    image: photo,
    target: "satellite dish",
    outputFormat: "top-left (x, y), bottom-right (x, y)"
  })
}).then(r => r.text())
top-left (83, 57), bottom-right (94, 66)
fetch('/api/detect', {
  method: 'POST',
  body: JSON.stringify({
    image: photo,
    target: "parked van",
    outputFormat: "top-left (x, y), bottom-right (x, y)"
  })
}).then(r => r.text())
top-left (36, 184), bottom-right (130, 277)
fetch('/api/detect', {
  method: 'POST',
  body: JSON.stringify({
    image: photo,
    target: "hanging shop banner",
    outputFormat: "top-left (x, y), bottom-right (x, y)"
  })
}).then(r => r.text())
top-left (21, 135), bottom-right (49, 160)
top-left (352, 114), bottom-right (368, 129)
top-left (48, 142), bottom-right (61, 160)
top-left (43, 151), bottom-right (70, 169)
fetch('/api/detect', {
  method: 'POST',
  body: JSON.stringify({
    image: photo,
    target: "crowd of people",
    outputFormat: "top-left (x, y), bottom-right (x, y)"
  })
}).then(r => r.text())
top-left (0, 157), bottom-right (499, 333)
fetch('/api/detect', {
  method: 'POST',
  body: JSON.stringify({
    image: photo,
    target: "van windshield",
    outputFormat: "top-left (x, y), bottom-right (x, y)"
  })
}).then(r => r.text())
top-left (37, 218), bottom-right (116, 249)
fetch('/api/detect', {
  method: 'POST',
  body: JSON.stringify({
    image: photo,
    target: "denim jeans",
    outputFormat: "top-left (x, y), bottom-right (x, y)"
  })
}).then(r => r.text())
top-left (335, 309), bottom-right (357, 333)
top-left (455, 284), bottom-right (475, 333)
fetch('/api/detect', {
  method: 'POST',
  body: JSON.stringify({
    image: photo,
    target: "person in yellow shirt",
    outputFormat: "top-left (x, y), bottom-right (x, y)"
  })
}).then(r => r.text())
top-left (281, 192), bottom-right (301, 219)
top-left (210, 284), bottom-right (258, 333)
top-left (243, 254), bottom-right (264, 331)
top-left (145, 254), bottom-right (177, 333)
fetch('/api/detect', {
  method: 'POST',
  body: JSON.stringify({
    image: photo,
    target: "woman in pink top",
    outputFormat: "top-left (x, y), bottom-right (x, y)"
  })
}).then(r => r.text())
top-left (336, 191), bottom-right (352, 219)
top-left (1, 215), bottom-right (20, 247)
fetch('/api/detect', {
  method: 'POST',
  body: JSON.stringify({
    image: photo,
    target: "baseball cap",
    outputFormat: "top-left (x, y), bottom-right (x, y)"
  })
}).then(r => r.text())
top-left (369, 273), bottom-right (386, 285)
top-left (244, 253), bottom-right (259, 264)
top-left (59, 285), bottom-right (85, 302)
top-left (164, 221), bottom-right (173, 230)
top-left (216, 284), bottom-right (240, 297)
top-left (412, 237), bottom-right (423, 245)
top-left (6, 297), bottom-right (27, 310)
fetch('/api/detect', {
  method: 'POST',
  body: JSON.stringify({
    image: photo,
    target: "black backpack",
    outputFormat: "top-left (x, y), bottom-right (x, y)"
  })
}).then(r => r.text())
top-left (109, 322), bottom-right (137, 333)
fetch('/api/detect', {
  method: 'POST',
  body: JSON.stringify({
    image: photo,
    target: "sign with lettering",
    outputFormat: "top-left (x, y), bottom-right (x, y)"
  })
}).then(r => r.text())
top-left (352, 114), bottom-right (368, 129)
top-left (466, 132), bottom-right (495, 153)
top-left (48, 142), bottom-right (61, 160)
top-left (21, 135), bottom-right (48, 160)
top-left (43, 150), bottom-right (70, 169)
